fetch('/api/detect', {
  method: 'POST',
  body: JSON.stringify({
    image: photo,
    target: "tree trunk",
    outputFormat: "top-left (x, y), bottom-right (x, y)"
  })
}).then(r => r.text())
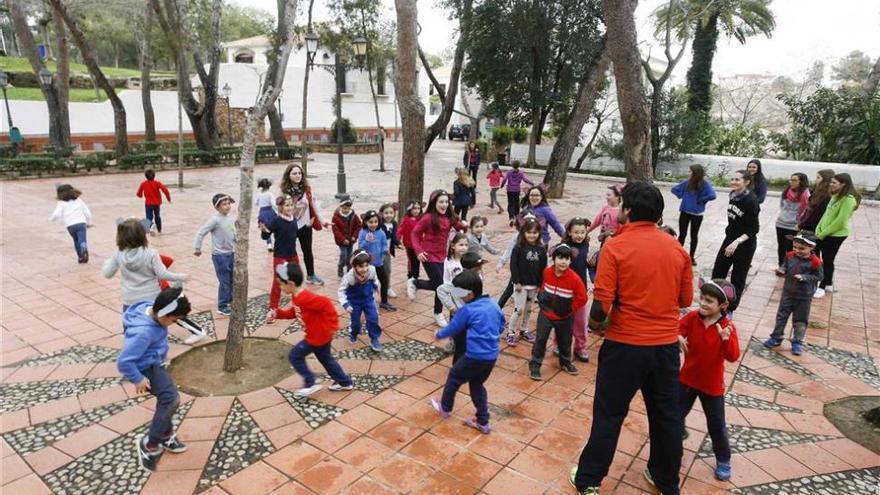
top-left (526, 105), bottom-right (541, 166)
top-left (267, 105), bottom-right (289, 154)
top-left (685, 12), bottom-right (719, 115)
top-left (51, 5), bottom-right (70, 148)
top-left (299, 0), bottom-right (315, 172)
top-left (459, 87), bottom-right (480, 141)
top-left (225, 0), bottom-right (299, 372)
top-left (543, 41), bottom-right (609, 198)
top-left (574, 118), bottom-right (603, 170)
top-left (649, 82), bottom-right (661, 172)
top-left (603, 0), bottom-right (652, 182)
top-left (360, 10), bottom-right (385, 171)
top-left (49, 0), bottom-right (127, 156)
top-left (394, 0), bottom-right (426, 220)
top-left (865, 56), bottom-right (880, 94)
top-left (141, 3), bottom-right (156, 142)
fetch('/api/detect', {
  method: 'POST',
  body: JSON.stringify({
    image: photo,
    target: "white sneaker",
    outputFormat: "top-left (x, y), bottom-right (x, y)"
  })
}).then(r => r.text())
top-left (434, 313), bottom-right (448, 327)
top-left (388, 288), bottom-right (398, 298)
top-left (183, 333), bottom-right (205, 345)
top-left (824, 285), bottom-right (834, 293)
top-left (406, 278), bottom-right (417, 300)
top-left (294, 384), bottom-right (323, 397)
top-left (813, 288), bottom-right (826, 299)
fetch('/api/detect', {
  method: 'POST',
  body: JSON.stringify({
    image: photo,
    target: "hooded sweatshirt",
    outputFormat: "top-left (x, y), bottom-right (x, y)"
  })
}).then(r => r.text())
top-left (117, 302), bottom-right (169, 384)
top-left (276, 289), bottom-right (338, 346)
top-left (103, 247), bottom-right (187, 305)
top-left (679, 311), bottom-right (740, 396)
top-left (411, 214), bottom-right (466, 264)
top-left (436, 295), bottom-right (505, 361)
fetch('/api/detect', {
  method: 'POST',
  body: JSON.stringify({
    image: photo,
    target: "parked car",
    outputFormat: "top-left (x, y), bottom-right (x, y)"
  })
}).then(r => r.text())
top-left (448, 124), bottom-right (467, 140)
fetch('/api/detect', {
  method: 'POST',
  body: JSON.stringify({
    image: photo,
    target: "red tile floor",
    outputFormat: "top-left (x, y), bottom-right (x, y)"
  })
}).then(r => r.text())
top-left (2, 140), bottom-right (879, 494)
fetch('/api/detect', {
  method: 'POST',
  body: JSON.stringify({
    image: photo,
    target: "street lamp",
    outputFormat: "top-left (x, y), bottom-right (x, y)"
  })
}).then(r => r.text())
top-left (352, 36), bottom-right (368, 58)
top-left (222, 83), bottom-right (233, 146)
top-left (39, 67), bottom-right (53, 86)
top-left (0, 69), bottom-right (13, 131)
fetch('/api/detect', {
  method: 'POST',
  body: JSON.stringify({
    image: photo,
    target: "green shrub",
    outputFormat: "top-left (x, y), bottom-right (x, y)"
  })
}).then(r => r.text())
top-left (511, 126), bottom-right (529, 143)
top-left (0, 144), bottom-right (15, 159)
top-left (491, 126), bottom-right (515, 148)
top-left (132, 141), bottom-right (162, 153)
top-left (7, 154), bottom-right (60, 175)
top-left (330, 118), bottom-right (357, 144)
top-left (474, 138), bottom-right (489, 156)
top-left (70, 153), bottom-right (107, 172)
top-left (42, 145), bottom-right (76, 157)
top-left (118, 153), bottom-right (164, 170)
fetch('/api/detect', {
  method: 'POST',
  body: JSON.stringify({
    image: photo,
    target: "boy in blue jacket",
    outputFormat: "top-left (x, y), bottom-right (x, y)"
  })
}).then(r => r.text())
top-left (337, 249), bottom-right (383, 352)
top-left (117, 287), bottom-right (191, 472)
top-left (431, 271), bottom-right (505, 434)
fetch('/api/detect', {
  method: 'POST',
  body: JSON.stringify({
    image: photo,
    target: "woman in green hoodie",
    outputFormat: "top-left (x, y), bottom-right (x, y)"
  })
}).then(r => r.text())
top-left (814, 173), bottom-right (861, 298)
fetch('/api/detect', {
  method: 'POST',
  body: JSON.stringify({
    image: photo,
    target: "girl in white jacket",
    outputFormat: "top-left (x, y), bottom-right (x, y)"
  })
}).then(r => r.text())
top-left (49, 184), bottom-right (93, 263)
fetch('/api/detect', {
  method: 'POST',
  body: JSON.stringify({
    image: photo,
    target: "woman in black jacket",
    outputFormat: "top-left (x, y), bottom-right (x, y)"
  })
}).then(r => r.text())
top-left (712, 169), bottom-right (761, 312)
top-left (797, 169), bottom-right (835, 232)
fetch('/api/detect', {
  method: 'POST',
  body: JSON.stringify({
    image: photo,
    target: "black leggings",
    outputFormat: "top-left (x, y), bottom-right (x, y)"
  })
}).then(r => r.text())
top-left (817, 236), bottom-right (846, 288)
top-left (376, 263), bottom-right (390, 304)
top-left (468, 165), bottom-right (478, 184)
top-left (507, 192), bottom-right (521, 220)
top-left (677, 212), bottom-right (703, 258)
top-left (415, 261), bottom-right (444, 314)
top-left (775, 227), bottom-right (796, 267)
top-left (497, 279), bottom-right (514, 309)
top-left (297, 226), bottom-right (316, 277)
top-left (405, 247), bottom-right (421, 279)
top-left (712, 237), bottom-right (757, 312)
top-left (454, 205), bottom-right (469, 222)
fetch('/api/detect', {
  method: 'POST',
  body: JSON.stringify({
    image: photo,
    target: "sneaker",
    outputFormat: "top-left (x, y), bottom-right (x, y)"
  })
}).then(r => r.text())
top-left (183, 333), bottom-right (206, 345)
top-left (380, 302), bottom-right (398, 312)
top-left (348, 329), bottom-right (358, 343)
top-left (82, 249), bottom-right (89, 263)
top-left (561, 363), bottom-right (579, 375)
top-left (444, 340), bottom-right (455, 354)
top-left (506, 333), bottom-right (518, 347)
top-left (329, 382), bottom-right (354, 391)
top-left (370, 339), bottom-right (384, 352)
top-left (306, 275), bottom-right (325, 286)
top-left (162, 434), bottom-right (188, 453)
top-left (522, 331), bottom-right (536, 344)
top-left (464, 417), bottom-right (491, 434)
top-left (763, 336), bottom-right (783, 348)
top-left (268, 246), bottom-right (274, 253)
top-left (825, 285), bottom-right (834, 293)
top-left (791, 342), bottom-right (803, 356)
top-left (430, 396), bottom-right (451, 419)
top-left (434, 313), bottom-right (448, 327)
top-left (136, 435), bottom-right (162, 472)
top-left (691, 257), bottom-right (697, 266)
top-left (575, 351), bottom-right (590, 363)
top-left (813, 287), bottom-right (826, 299)
top-left (714, 461), bottom-right (732, 481)
top-left (265, 309), bottom-right (277, 324)
top-left (294, 384), bottom-right (323, 397)
top-left (337, 265), bottom-right (344, 278)
top-left (388, 288), bottom-right (398, 298)
top-left (644, 468), bottom-right (656, 488)
top-left (217, 307), bottom-right (232, 316)
top-left (569, 467), bottom-right (599, 495)
top-left (775, 266), bottom-right (785, 277)
top-left (406, 278), bottom-right (417, 300)
top-left (529, 367), bottom-right (542, 381)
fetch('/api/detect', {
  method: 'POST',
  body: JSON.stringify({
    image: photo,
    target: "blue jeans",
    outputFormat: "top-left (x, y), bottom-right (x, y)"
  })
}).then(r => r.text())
top-left (441, 356), bottom-right (496, 425)
top-left (66, 222), bottom-right (88, 259)
top-left (350, 301), bottom-right (381, 340)
top-left (288, 340), bottom-right (352, 388)
top-left (145, 205), bottom-right (162, 232)
top-left (680, 383), bottom-right (730, 463)
top-left (338, 244), bottom-right (352, 269)
top-left (141, 364), bottom-right (179, 445)
top-left (212, 253), bottom-right (234, 310)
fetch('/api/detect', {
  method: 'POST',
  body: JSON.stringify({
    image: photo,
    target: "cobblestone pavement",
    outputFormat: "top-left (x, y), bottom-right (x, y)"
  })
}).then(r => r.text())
top-left (2, 140), bottom-right (879, 494)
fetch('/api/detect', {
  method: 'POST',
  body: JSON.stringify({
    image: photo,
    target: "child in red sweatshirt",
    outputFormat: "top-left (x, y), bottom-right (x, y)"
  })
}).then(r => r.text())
top-left (529, 244), bottom-right (587, 380)
top-left (136, 169), bottom-right (171, 234)
top-left (273, 262), bottom-right (354, 397)
top-left (679, 278), bottom-right (740, 482)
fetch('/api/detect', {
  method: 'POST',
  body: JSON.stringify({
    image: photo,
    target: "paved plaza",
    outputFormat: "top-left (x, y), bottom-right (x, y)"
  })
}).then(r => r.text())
top-left (1, 140), bottom-right (879, 494)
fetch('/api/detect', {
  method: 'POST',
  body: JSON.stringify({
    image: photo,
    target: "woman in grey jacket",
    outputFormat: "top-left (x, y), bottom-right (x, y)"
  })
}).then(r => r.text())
top-left (774, 173), bottom-right (810, 275)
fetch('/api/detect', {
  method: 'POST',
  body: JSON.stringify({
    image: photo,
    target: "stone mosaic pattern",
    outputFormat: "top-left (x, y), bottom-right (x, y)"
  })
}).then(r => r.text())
top-left (3, 396), bottom-right (148, 455)
top-left (319, 373), bottom-right (406, 395)
top-left (697, 424), bottom-right (839, 458)
top-left (168, 310), bottom-right (220, 344)
top-left (733, 365), bottom-right (802, 396)
top-left (336, 338), bottom-right (447, 362)
top-left (748, 339), bottom-right (820, 379)
top-left (0, 377), bottom-right (121, 413)
top-left (42, 402), bottom-right (191, 495)
top-left (197, 399), bottom-right (275, 492)
top-left (4, 345), bottom-right (119, 368)
top-left (725, 392), bottom-right (803, 413)
top-left (731, 467), bottom-right (880, 494)
top-left (276, 387), bottom-right (346, 428)
top-left (804, 342), bottom-right (880, 389)
top-left (280, 319), bottom-right (302, 337)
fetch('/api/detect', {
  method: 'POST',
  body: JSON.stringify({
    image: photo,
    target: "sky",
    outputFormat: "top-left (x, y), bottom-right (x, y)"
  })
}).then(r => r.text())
top-left (234, 0), bottom-right (880, 83)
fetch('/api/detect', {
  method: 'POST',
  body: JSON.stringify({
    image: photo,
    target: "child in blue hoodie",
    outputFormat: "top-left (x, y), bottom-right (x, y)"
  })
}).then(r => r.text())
top-left (671, 165), bottom-right (717, 264)
top-left (431, 271), bottom-right (505, 434)
top-left (358, 210), bottom-right (395, 312)
top-left (116, 287), bottom-right (191, 472)
top-left (338, 249), bottom-right (383, 352)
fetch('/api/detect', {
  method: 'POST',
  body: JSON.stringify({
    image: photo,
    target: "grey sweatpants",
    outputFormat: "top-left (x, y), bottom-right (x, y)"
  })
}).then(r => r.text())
top-left (770, 293), bottom-right (812, 344)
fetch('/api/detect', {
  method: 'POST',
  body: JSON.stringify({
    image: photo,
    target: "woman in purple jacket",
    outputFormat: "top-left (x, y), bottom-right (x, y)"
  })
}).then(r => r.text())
top-left (500, 160), bottom-right (534, 225)
top-left (519, 186), bottom-right (564, 244)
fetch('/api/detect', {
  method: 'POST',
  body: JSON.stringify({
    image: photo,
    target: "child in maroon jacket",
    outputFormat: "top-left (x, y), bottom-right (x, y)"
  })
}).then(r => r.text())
top-left (331, 198), bottom-right (362, 278)
top-left (136, 169), bottom-right (171, 234)
top-left (679, 279), bottom-right (740, 482)
top-left (398, 201), bottom-right (423, 279)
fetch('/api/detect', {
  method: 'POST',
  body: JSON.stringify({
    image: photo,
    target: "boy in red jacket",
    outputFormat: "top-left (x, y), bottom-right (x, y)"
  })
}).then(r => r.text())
top-left (529, 244), bottom-right (587, 380)
top-left (136, 169), bottom-right (171, 234)
top-left (679, 278), bottom-right (740, 482)
top-left (331, 198), bottom-right (362, 278)
top-left (274, 262), bottom-right (354, 397)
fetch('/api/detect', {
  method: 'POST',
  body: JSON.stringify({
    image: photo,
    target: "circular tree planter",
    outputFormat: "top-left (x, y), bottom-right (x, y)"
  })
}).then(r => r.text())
top-left (167, 338), bottom-right (293, 397)
top-left (823, 395), bottom-right (880, 455)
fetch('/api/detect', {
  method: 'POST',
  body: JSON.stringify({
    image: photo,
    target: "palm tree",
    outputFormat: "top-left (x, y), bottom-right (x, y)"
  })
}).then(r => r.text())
top-left (656, 0), bottom-right (776, 114)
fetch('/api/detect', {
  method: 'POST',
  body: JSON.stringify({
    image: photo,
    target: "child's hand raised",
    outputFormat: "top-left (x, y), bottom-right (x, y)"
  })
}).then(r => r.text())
top-left (678, 335), bottom-right (689, 354)
top-left (716, 323), bottom-right (732, 341)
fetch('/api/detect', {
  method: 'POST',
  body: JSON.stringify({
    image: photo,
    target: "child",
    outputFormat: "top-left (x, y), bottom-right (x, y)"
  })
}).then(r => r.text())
top-left (262, 196), bottom-right (300, 323)
top-left (117, 287), bottom-right (192, 471)
top-left (679, 279), bottom-right (740, 481)
top-left (50, 184), bottom-right (93, 263)
top-left (379, 203), bottom-right (401, 298)
top-left (500, 161), bottom-right (534, 225)
top-left (552, 218), bottom-right (591, 362)
top-left (273, 262), bottom-right (354, 396)
top-left (586, 185), bottom-right (622, 282)
top-left (193, 193), bottom-right (236, 316)
top-left (338, 250), bottom-right (383, 352)
top-left (507, 218), bottom-right (546, 346)
top-left (136, 169), bottom-right (172, 235)
top-left (443, 233), bottom-right (470, 320)
top-left (398, 200), bottom-right (423, 280)
top-left (438, 252), bottom-right (489, 361)
top-left (467, 216), bottom-right (499, 256)
top-left (331, 198), bottom-right (362, 278)
top-left (486, 163), bottom-right (505, 214)
top-left (764, 232), bottom-right (823, 355)
top-left (529, 244), bottom-right (588, 380)
top-left (495, 213), bottom-right (537, 310)
top-left (431, 270), bottom-right (505, 434)
top-left (358, 210), bottom-right (396, 311)
top-left (255, 178), bottom-right (277, 252)
top-left (452, 167), bottom-right (477, 221)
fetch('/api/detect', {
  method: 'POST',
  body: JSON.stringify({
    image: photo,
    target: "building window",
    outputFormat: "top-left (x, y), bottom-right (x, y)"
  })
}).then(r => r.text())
top-left (234, 50), bottom-right (254, 63)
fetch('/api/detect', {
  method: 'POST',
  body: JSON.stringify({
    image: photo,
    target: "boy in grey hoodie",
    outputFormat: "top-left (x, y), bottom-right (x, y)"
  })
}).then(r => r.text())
top-left (194, 193), bottom-right (236, 315)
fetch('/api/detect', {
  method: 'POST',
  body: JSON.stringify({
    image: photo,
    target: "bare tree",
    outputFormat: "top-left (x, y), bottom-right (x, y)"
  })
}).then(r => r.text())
top-left (263, 2), bottom-right (291, 158)
top-left (50, 4), bottom-right (70, 148)
top-left (459, 84), bottom-right (482, 141)
top-left (574, 94), bottom-right (616, 170)
top-left (604, 0), bottom-right (652, 182)
top-left (358, 7), bottom-right (385, 170)
top-left (299, 0), bottom-right (315, 171)
top-left (864, 56), bottom-right (880, 94)
top-left (225, 0), bottom-right (299, 372)
top-left (394, 0), bottom-right (426, 218)
top-left (543, 39), bottom-right (610, 198)
top-left (140, 2), bottom-right (156, 142)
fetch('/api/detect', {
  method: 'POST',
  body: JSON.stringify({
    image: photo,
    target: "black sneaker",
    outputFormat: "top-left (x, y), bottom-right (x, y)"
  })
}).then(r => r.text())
top-left (529, 368), bottom-right (542, 381)
top-left (337, 265), bottom-right (344, 278)
top-left (136, 435), bottom-right (163, 471)
top-left (81, 249), bottom-right (89, 263)
top-left (162, 434), bottom-right (188, 453)
top-left (561, 363), bottom-right (579, 375)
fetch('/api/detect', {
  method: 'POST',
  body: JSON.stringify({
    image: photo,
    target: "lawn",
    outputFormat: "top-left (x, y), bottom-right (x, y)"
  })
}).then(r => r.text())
top-left (0, 56), bottom-right (174, 78)
top-left (4, 86), bottom-right (109, 102)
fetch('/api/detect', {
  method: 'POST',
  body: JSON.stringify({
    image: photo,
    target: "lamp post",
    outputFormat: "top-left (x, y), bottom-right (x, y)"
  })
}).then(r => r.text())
top-left (0, 70), bottom-right (13, 131)
top-left (304, 33), bottom-right (367, 201)
top-left (38, 67), bottom-right (63, 153)
top-left (222, 83), bottom-right (233, 146)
